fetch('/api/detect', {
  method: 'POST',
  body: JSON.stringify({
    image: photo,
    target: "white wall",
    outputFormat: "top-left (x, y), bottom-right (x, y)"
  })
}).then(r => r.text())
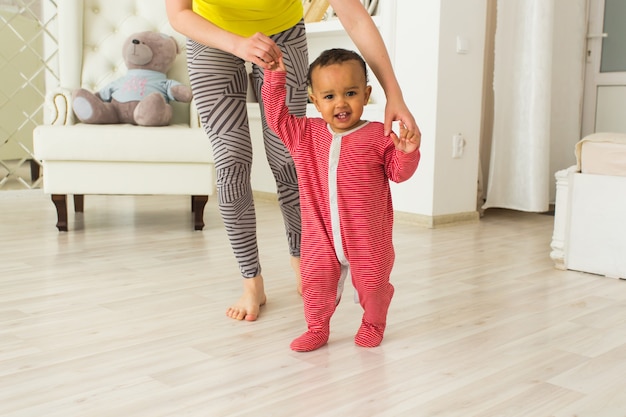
top-left (387, 0), bottom-right (488, 218)
top-left (433, 0), bottom-right (487, 216)
top-left (389, 1), bottom-right (441, 216)
top-left (549, 0), bottom-right (587, 201)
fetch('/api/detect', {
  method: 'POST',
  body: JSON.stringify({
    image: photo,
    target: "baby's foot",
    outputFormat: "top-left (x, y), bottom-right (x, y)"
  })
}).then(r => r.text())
top-left (290, 330), bottom-right (329, 352)
top-left (355, 320), bottom-right (386, 348)
top-left (226, 276), bottom-right (266, 321)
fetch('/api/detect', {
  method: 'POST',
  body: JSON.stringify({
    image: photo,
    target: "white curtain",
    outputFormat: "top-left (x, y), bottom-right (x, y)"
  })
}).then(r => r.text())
top-left (483, 0), bottom-right (555, 212)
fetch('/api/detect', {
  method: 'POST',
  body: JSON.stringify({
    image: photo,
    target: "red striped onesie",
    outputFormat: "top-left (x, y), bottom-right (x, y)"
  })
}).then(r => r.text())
top-left (262, 70), bottom-right (420, 351)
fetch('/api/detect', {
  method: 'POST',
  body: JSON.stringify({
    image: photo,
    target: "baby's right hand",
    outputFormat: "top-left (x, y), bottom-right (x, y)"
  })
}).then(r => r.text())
top-left (267, 56), bottom-right (286, 72)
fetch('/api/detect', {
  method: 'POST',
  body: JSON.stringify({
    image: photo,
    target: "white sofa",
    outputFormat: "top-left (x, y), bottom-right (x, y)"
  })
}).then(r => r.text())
top-left (33, 0), bottom-right (214, 231)
top-left (550, 132), bottom-right (626, 279)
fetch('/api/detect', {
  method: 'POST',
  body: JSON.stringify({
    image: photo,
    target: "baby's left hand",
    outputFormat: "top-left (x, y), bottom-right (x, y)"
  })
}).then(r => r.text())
top-left (392, 124), bottom-right (421, 153)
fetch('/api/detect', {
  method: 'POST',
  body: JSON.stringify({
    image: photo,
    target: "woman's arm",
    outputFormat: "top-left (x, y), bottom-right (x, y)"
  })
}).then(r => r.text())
top-left (329, 0), bottom-right (420, 138)
top-left (164, 0), bottom-right (282, 68)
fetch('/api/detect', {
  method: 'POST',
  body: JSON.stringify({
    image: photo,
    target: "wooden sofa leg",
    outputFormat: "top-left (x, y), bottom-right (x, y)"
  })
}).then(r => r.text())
top-left (192, 195), bottom-right (208, 230)
top-left (74, 195), bottom-right (84, 212)
top-left (30, 159), bottom-right (41, 182)
top-left (51, 194), bottom-right (68, 232)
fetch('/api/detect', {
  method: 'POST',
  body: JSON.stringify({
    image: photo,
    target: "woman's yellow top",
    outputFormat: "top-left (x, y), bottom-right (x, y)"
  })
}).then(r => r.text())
top-left (192, 0), bottom-right (304, 37)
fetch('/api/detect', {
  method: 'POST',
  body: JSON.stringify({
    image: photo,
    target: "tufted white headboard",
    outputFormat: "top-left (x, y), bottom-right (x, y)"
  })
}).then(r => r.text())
top-left (56, 0), bottom-right (191, 124)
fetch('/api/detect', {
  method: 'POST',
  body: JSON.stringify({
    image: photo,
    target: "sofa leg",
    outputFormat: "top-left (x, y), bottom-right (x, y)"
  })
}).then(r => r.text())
top-left (30, 159), bottom-right (41, 182)
top-left (52, 194), bottom-right (68, 232)
top-left (192, 195), bottom-right (208, 230)
top-left (74, 195), bottom-right (84, 212)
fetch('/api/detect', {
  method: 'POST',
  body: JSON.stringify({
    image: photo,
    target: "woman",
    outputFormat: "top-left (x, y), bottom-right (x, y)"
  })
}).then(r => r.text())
top-left (165, 0), bottom-right (420, 322)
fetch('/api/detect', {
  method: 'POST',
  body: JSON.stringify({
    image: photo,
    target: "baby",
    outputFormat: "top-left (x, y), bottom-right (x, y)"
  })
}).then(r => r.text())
top-left (262, 48), bottom-right (420, 351)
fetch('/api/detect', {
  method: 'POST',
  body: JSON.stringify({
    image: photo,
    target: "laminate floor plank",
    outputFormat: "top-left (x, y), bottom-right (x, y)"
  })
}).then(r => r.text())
top-left (1, 190), bottom-right (626, 416)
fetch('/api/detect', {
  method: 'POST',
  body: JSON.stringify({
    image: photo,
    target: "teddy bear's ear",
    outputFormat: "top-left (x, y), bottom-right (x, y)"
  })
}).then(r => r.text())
top-left (158, 32), bottom-right (180, 55)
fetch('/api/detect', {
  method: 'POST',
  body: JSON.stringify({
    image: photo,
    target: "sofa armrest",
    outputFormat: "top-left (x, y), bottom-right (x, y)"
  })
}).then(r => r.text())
top-left (44, 88), bottom-right (76, 126)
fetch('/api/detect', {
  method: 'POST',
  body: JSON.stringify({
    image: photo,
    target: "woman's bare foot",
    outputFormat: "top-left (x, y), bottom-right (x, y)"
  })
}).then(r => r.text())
top-left (226, 275), bottom-right (267, 321)
top-left (291, 256), bottom-right (302, 295)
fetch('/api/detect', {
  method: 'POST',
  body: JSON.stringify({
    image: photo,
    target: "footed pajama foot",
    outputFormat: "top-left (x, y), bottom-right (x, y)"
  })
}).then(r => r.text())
top-left (290, 330), bottom-right (329, 352)
top-left (355, 320), bottom-right (386, 348)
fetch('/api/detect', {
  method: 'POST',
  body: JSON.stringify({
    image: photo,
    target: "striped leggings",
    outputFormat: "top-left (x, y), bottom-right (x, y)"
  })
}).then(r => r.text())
top-left (186, 21), bottom-right (308, 278)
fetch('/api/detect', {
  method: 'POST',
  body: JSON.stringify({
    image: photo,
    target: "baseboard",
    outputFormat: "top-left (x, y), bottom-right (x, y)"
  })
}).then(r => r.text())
top-left (394, 210), bottom-right (480, 228)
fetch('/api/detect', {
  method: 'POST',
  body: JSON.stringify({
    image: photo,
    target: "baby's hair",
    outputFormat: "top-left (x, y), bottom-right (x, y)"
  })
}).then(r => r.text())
top-left (307, 48), bottom-right (368, 89)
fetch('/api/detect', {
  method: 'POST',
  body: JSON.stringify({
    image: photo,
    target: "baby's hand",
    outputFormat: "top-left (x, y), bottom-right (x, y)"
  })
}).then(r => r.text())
top-left (267, 56), bottom-right (286, 72)
top-left (392, 124), bottom-right (421, 154)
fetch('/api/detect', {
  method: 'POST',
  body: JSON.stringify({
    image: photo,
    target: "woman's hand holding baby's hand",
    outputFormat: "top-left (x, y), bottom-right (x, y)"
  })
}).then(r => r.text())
top-left (235, 32), bottom-right (283, 70)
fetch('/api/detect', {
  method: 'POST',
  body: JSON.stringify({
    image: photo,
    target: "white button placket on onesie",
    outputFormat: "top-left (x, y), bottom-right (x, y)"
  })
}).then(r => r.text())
top-left (327, 123), bottom-right (369, 304)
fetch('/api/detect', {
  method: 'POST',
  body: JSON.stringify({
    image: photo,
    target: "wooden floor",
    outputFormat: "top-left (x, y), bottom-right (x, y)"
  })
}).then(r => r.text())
top-left (1, 190), bottom-right (626, 417)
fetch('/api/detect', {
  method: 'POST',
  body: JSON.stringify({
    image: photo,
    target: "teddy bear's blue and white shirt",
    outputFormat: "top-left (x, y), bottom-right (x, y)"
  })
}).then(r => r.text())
top-left (98, 69), bottom-right (183, 103)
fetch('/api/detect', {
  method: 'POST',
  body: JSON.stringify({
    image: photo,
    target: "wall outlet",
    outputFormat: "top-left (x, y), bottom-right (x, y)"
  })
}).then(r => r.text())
top-left (452, 134), bottom-right (465, 158)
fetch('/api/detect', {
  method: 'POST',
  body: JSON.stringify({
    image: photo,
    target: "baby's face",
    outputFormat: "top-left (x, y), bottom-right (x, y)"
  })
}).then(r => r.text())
top-left (309, 60), bottom-right (372, 133)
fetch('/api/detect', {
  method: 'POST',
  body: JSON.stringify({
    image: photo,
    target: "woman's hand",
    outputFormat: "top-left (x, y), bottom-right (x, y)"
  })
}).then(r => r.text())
top-left (233, 32), bottom-right (282, 69)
